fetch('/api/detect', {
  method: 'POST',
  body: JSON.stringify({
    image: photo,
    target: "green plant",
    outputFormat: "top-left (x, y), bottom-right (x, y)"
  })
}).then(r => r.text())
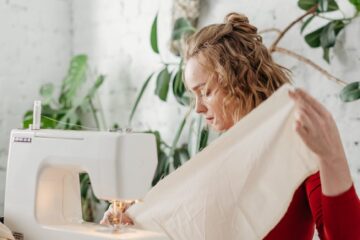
top-left (266, 0), bottom-right (360, 102)
top-left (298, 0), bottom-right (360, 101)
top-left (22, 54), bottom-right (106, 222)
top-left (130, 14), bottom-right (207, 186)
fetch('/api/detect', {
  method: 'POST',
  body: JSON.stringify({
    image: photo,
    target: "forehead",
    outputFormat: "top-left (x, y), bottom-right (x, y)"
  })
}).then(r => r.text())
top-left (184, 57), bottom-right (211, 90)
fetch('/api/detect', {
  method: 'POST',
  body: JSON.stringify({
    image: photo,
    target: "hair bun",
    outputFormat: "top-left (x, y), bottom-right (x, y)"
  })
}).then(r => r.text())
top-left (224, 12), bottom-right (249, 25)
top-left (224, 12), bottom-right (257, 35)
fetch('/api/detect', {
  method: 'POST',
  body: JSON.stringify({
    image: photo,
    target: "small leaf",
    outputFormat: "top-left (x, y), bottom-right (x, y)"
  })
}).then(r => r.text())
top-left (23, 110), bottom-right (33, 128)
top-left (298, 0), bottom-right (317, 10)
top-left (319, 0), bottom-right (329, 12)
top-left (85, 75), bottom-right (105, 101)
top-left (40, 83), bottom-right (54, 99)
top-left (173, 149), bottom-right (182, 169)
top-left (349, 0), bottom-right (360, 11)
top-left (173, 145), bottom-right (190, 169)
top-left (172, 18), bottom-right (196, 40)
top-left (304, 27), bottom-right (323, 48)
top-left (320, 22), bottom-right (336, 48)
top-left (152, 150), bottom-right (168, 186)
top-left (327, 0), bottom-right (339, 11)
top-left (198, 127), bottom-right (209, 151)
top-left (150, 14), bottom-right (159, 54)
top-left (59, 55), bottom-right (88, 108)
top-left (301, 15), bottom-right (315, 33)
top-left (172, 62), bottom-right (190, 105)
top-left (323, 47), bottom-right (330, 63)
top-left (340, 82), bottom-right (360, 102)
top-left (317, 0), bottom-right (338, 12)
top-left (80, 173), bottom-right (90, 198)
top-left (304, 20), bottom-right (344, 48)
top-left (155, 67), bottom-right (170, 101)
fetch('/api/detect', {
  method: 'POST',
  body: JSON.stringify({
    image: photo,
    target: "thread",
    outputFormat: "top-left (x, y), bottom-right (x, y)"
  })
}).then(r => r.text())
top-left (40, 115), bottom-right (100, 131)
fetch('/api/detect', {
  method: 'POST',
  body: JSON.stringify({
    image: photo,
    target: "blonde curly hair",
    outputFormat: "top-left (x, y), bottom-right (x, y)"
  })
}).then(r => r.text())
top-left (184, 12), bottom-right (291, 122)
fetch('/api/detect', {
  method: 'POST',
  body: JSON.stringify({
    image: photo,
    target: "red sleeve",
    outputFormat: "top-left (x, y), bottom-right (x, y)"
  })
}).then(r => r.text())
top-left (305, 172), bottom-right (360, 240)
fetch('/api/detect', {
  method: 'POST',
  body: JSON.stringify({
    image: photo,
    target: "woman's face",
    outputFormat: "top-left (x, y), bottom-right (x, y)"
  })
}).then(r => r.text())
top-left (184, 57), bottom-right (236, 132)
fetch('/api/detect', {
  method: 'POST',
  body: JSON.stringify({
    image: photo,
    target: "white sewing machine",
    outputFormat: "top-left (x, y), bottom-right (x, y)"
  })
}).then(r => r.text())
top-left (4, 108), bottom-right (168, 239)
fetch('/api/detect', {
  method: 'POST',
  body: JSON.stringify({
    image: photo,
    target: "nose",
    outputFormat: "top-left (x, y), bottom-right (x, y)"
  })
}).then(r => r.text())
top-left (195, 96), bottom-right (207, 114)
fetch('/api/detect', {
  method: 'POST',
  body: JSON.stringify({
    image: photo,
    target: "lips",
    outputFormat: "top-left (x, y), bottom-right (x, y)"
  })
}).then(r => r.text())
top-left (206, 117), bottom-right (214, 123)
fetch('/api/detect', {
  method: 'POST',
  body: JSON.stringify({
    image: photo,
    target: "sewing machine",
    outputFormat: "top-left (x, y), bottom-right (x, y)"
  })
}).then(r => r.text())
top-left (4, 126), bottom-right (168, 239)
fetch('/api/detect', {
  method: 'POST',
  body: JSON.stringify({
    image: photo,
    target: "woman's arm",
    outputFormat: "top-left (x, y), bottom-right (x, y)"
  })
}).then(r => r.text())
top-left (290, 88), bottom-right (360, 239)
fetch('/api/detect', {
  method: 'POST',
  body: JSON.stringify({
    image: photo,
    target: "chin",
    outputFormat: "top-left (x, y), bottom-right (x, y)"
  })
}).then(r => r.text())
top-left (209, 123), bottom-right (227, 133)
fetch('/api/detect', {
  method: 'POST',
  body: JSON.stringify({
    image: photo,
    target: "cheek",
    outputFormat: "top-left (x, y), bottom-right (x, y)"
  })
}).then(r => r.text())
top-left (206, 96), bottom-right (224, 118)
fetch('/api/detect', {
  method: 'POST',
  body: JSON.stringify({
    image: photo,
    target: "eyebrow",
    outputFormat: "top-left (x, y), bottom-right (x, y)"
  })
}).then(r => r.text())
top-left (191, 82), bottom-right (206, 91)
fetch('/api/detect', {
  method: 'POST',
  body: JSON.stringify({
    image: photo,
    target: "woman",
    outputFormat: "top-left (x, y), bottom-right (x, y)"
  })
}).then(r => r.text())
top-left (102, 12), bottom-right (360, 239)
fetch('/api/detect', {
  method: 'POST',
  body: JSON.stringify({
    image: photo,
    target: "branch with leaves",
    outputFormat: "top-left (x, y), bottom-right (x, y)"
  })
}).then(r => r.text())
top-left (265, 0), bottom-right (360, 101)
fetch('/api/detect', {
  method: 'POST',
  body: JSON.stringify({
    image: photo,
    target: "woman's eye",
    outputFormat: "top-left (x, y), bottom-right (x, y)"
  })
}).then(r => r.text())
top-left (200, 90), bottom-right (210, 97)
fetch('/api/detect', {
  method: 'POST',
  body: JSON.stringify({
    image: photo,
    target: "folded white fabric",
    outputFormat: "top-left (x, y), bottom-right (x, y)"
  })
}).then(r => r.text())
top-left (127, 84), bottom-right (319, 240)
top-left (0, 223), bottom-right (15, 240)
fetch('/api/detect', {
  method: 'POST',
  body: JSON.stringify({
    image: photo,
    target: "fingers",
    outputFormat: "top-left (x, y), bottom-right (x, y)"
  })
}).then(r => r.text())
top-left (99, 208), bottom-right (134, 226)
top-left (122, 214), bottom-right (134, 225)
top-left (289, 88), bottom-right (329, 118)
top-left (100, 210), bottom-right (113, 225)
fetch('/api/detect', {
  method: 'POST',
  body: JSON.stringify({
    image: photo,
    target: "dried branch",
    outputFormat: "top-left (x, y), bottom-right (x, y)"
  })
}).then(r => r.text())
top-left (270, 5), bottom-right (318, 52)
top-left (258, 28), bottom-right (282, 35)
top-left (274, 47), bottom-right (347, 86)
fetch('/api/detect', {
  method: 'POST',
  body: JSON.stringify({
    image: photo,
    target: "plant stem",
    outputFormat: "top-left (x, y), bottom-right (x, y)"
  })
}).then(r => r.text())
top-left (274, 47), bottom-right (347, 86)
top-left (128, 73), bottom-right (154, 125)
top-left (89, 99), bottom-right (101, 130)
top-left (169, 107), bottom-right (193, 157)
top-left (258, 28), bottom-right (282, 35)
top-left (270, 5), bottom-right (318, 52)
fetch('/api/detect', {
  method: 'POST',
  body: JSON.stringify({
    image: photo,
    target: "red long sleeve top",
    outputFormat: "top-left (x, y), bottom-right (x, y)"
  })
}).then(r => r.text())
top-left (264, 172), bottom-right (360, 240)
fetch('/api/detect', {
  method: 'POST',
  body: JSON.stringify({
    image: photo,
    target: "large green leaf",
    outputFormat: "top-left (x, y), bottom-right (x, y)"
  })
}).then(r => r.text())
top-left (129, 73), bottom-right (154, 124)
top-left (172, 17), bottom-right (196, 40)
top-left (340, 82), bottom-right (360, 102)
top-left (59, 55), bottom-right (88, 108)
top-left (298, 0), bottom-right (317, 10)
top-left (150, 14), bottom-right (159, 54)
top-left (349, 0), bottom-right (360, 11)
top-left (155, 67), bottom-right (170, 101)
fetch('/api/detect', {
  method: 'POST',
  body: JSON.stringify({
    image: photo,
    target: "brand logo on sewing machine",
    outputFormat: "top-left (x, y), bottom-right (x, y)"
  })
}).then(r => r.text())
top-left (14, 137), bottom-right (32, 143)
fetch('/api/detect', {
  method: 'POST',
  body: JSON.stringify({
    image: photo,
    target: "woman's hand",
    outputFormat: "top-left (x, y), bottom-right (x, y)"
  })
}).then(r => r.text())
top-left (288, 88), bottom-right (345, 162)
top-left (288, 88), bottom-right (353, 196)
top-left (100, 202), bottom-right (134, 226)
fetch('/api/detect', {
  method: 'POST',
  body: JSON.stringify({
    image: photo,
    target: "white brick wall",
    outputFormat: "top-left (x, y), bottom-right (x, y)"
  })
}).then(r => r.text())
top-left (0, 2), bottom-right (359, 232)
top-left (0, 0), bottom-right (72, 215)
